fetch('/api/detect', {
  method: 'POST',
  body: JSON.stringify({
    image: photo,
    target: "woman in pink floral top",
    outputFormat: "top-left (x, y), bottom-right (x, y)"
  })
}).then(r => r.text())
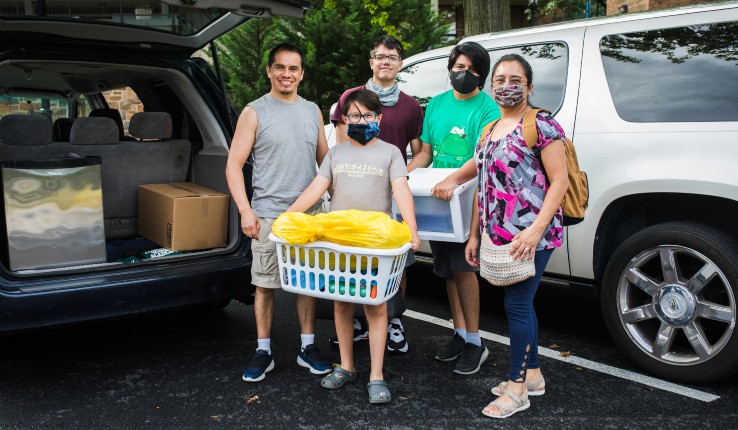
top-left (476, 110), bottom-right (565, 249)
top-left (465, 54), bottom-right (569, 419)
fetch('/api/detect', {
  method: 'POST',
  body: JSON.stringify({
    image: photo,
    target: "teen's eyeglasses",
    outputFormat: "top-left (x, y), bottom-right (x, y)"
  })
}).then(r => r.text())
top-left (372, 54), bottom-right (401, 63)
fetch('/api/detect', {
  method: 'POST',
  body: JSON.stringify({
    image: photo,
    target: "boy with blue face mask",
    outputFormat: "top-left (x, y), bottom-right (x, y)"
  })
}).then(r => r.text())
top-left (288, 89), bottom-right (420, 404)
top-left (330, 35), bottom-right (424, 355)
top-left (407, 41), bottom-right (500, 376)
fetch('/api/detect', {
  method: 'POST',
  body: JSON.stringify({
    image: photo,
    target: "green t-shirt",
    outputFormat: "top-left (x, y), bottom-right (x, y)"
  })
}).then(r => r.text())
top-left (420, 90), bottom-right (500, 168)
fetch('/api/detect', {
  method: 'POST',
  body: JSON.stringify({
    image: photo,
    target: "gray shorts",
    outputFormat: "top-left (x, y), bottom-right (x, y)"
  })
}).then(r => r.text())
top-left (251, 206), bottom-right (323, 289)
top-left (429, 240), bottom-right (477, 279)
top-left (250, 216), bottom-right (282, 289)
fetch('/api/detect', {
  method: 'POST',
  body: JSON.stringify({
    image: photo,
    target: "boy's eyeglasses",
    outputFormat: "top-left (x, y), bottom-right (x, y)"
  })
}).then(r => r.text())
top-left (372, 54), bottom-right (401, 63)
top-left (345, 113), bottom-right (379, 123)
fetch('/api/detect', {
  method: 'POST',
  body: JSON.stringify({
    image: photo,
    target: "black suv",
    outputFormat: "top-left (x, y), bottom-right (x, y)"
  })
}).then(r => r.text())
top-left (0, 0), bottom-right (309, 331)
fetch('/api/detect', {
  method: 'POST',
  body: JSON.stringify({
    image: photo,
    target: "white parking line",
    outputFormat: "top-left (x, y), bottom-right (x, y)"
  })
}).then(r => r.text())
top-left (403, 309), bottom-right (721, 403)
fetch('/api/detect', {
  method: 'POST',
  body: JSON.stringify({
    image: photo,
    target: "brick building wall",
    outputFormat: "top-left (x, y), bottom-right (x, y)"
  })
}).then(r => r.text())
top-left (0, 97), bottom-right (68, 121)
top-left (607, 0), bottom-right (713, 15)
top-left (103, 87), bottom-right (143, 130)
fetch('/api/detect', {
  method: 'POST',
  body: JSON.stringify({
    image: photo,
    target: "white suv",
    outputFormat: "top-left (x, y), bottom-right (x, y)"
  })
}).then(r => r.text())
top-left (397, 2), bottom-right (738, 383)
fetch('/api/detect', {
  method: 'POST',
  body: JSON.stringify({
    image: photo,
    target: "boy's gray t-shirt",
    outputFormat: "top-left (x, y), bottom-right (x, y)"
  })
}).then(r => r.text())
top-left (318, 139), bottom-right (407, 215)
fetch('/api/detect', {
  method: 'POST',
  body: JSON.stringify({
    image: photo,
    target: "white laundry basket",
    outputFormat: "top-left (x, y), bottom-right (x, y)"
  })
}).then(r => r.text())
top-left (269, 233), bottom-right (411, 305)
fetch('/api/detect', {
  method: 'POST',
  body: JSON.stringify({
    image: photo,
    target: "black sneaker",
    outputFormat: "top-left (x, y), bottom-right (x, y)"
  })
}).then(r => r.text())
top-left (242, 349), bottom-right (275, 382)
top-left (453, 343), bottom-right (489, 375)
top-left (328, 318), bottom-right (369, 345)
top-left (387, 320), bottom-right (409, 353)
top-left (434, 333), bottom-right (466, 362)
top-left (297, 344), bottom-right (333, 375)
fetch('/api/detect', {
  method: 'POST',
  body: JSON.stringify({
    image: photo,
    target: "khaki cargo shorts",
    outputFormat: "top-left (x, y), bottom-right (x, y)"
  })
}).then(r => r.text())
top-left (251, 206), bottom-right (323, 289)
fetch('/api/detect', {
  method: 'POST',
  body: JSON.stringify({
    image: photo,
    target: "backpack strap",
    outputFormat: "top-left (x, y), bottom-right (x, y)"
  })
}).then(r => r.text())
top-left (480, 108), bottom-right (549, 151)
top-left (478, 118), bottom-right (500, 148)
top-left (522, 108), bottom-right (549, 152)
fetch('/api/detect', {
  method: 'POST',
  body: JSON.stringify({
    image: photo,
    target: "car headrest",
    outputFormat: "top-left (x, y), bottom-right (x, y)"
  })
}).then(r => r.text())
top-left (89, 108), bottom-right (125, 140)
top-left (52, 118), bottom-right (76, 141)
top-left (0, 114), bottom-right (52, 146)
top-left (70, 117), bottom-right (119, 145)
top-left (128, 112), bottom-right (173, 140)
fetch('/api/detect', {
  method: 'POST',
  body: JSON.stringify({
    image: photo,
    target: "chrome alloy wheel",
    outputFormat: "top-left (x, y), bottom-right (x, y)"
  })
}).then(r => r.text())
top-left (617, 245), bottom-right (736, 366)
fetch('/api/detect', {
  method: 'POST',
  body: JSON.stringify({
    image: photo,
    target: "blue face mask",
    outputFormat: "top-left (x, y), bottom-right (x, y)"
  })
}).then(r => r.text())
top-left (347, 121), bottom-right (380, 145)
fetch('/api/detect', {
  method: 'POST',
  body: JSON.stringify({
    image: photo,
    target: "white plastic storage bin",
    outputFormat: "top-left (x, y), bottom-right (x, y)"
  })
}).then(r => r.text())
top-left (270, 233), bottom-right (411, 305)
top-left (392, 168), bottom-right (476, 243)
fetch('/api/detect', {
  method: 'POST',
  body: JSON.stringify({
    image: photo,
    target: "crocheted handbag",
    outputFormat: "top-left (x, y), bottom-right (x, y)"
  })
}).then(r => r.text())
top-left (479, 235), bottom-right (535, 286)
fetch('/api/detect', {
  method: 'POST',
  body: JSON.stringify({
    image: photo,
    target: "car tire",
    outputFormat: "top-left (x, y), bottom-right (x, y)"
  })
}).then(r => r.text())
top-left (601, 222), bottom-right (738, 383)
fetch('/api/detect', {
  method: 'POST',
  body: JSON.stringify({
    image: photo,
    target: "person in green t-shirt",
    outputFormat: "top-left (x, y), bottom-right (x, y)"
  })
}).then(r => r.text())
top-left (408, 41), bottom-right (500, 376)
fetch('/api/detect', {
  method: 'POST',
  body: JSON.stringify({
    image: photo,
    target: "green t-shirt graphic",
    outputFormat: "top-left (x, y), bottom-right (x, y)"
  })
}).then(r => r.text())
top-left (420, 90), bottom-right (500, 168)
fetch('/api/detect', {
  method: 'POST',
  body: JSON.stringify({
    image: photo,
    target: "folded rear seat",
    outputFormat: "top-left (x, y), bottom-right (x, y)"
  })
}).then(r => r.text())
top-left (69, 112), bottom-right (191, 239)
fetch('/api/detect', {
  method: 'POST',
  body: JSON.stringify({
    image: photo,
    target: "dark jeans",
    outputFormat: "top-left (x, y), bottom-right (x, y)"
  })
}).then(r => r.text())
top-left (503, 248), bottom-right (554, 382)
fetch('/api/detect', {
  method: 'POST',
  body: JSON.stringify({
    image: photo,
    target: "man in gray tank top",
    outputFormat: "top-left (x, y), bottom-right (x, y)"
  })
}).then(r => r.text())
top-left (225, 43), bottom-right (332, 383)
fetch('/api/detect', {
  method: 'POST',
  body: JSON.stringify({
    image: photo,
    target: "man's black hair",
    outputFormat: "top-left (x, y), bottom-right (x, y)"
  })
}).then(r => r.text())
top-left (268, 42), bottom-right (305, 69)
top-left (447, 41), bottom-right (490, 90)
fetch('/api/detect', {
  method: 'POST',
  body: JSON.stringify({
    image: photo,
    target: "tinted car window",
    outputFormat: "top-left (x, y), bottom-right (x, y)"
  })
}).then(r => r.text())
top-left (486, 43), bottom-right (568, 114)
top-left (397, 56), bottom-right (450, 107)
top-left (601, 22), bottom-right (738, 122)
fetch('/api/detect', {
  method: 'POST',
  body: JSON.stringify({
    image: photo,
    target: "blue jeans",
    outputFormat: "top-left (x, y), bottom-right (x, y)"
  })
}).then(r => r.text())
top-left (503, 248), bottom-right (554, 382)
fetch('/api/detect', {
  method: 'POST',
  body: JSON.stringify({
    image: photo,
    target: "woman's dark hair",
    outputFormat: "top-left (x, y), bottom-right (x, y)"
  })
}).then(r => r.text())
top-left (343, 89), bottom-right (382, 115)
top-left (447, 42), bottom-right (490, 90)
top-left (492, 53), bottom-right (533, 87)
top-left (371, 34), bottom-right (404, 59)
top-left (268, 42), bottom-right (305, 69)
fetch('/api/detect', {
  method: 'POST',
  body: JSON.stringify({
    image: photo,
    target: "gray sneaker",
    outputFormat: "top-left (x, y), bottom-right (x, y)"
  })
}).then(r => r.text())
top-left (434, 333), bottom-right (466, 362)
top-left (453, 343), bottom-right (489, 375)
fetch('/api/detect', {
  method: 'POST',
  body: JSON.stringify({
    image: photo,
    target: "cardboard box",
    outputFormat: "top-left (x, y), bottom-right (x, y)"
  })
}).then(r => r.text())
top-left (138, 182), bottom-right (229, 251)
top-left (391, 168), bottom-right (476, 243)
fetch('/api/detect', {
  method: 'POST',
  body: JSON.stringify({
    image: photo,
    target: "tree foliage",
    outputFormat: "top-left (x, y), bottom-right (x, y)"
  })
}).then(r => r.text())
top-left (218, 0), bottom-right (449, 117)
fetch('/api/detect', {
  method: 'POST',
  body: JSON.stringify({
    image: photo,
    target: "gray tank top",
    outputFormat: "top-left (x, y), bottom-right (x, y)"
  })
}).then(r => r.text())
top-left (248, 94), bottom-right (321, 218)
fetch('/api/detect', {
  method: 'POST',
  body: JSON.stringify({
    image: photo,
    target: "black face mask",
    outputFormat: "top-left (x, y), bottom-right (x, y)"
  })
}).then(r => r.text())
top-left (450, 70), bottom-right (480, 94)
top-left (347, 122), bottom-right (380, 145)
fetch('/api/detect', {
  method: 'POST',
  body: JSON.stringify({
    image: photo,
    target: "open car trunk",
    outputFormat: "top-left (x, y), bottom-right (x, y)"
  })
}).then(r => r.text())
top-left (0, 58), bottom-right (243, 283)
top-left (0, 0), bottom-right (312, 331)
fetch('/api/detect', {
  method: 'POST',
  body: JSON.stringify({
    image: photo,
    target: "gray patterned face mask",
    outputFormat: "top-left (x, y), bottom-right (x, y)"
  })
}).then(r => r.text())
top-left (493, 83), bottom-right (526, 108)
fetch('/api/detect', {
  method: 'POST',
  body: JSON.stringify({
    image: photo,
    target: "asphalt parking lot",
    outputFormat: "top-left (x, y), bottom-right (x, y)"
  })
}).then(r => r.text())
top-left (1, 265), bottom-right (737, 429)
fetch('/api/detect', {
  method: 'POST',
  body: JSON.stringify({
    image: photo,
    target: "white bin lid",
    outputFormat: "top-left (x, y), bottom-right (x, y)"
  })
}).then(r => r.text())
top-left (407, 168), bottom-right (475, 196)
